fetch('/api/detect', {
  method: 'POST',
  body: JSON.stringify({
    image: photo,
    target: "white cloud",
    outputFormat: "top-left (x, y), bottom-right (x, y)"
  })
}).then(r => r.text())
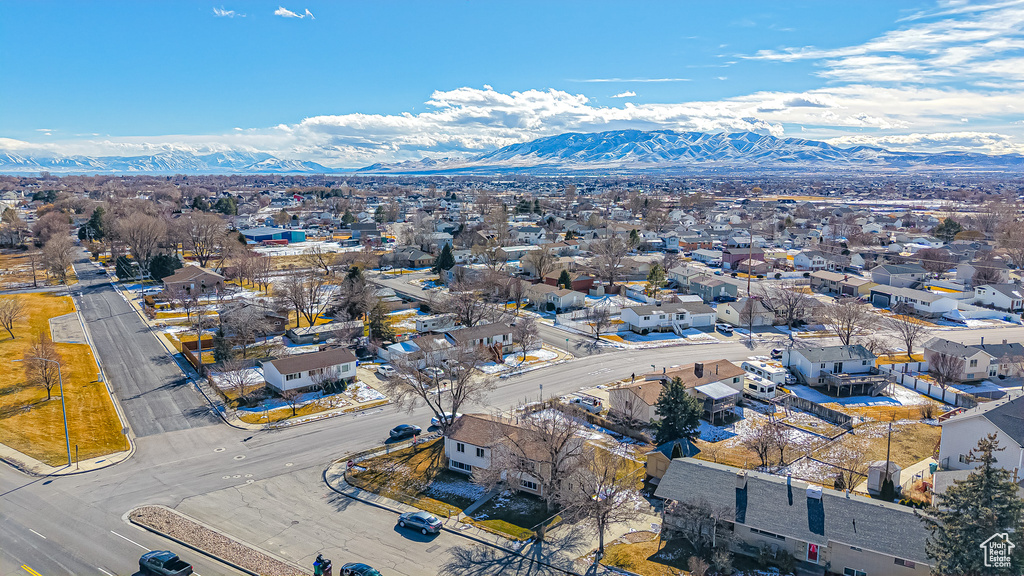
top-left (826, 131), bottom-right (1024, 153)
top-left (274, 6), bottom-right (314, 19)
top-left (213, 6), bottom-right (243, 18)
top-left (610, 91), bottom-right (636, 98)
top-left (573, 78), bottom-right (690, 83)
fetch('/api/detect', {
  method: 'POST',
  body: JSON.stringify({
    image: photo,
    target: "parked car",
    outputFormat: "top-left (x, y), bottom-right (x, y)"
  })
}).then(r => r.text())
top-left (430, 412), bottom-right (461, 427)
top-left (139, 551), bottom-right (193, 576)
top-left (770, 348), bottom-right (784, 359)
top-left (380, 265), bottom-right (393, 271)
top-left (569, 396), bottom-right (603, 414)
top-left (421, 366), bottom-right (445, 380)
top-left (398, 510), bottom-right (443, 535)
top-left (389, 424), bottom-right (422, 439)
top-left (715, 323), bottom-right (734, 334)
top-left (377, 364), bottom-right (396, 377)
top-left (341, 563), bottom-right (383, 576)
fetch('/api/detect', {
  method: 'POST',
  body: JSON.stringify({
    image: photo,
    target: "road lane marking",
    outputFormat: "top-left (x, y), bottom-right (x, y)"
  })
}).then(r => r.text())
top-left (98, 568), bottom-right (115, 576)
top-left (21, 565), bottom-right (42, 576)
top-left (28, 529), bottom-right (46, 539)
top-left (110, 530), bottom-right (149, 551)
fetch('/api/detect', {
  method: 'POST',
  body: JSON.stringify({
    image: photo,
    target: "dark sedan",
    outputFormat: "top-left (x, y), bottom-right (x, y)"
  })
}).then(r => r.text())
top-left (341, 563), bottom-right (382, 576)
top-left (398, 510), bottom-right (442, 535)
top-left (389, 424), bottom-right (422, 439)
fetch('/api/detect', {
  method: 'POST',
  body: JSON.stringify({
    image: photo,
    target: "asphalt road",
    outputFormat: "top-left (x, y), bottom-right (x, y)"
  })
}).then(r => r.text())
top-left (4, 260), bottom-right (1024, 575)
top-left (70, 258), bottom-right (218, 437)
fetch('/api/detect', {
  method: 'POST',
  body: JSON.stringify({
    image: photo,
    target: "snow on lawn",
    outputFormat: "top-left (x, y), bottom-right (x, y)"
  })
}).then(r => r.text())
top-left (698, 406), bottom-right (823, 452)
top-left (209, 367), bottom-right (264, 390)
top-left (425, 478), bottom-right (486, 502)
top-left (346, 381), bottom-right (386, 403)
top-left (236, 389), bottom-right (327, 413)
top-left (677, 328), bottom-right (719, 342)
top-left (787, 384), bottom-right (932, 407)
top-left (619, 332), bottom-right (685, 343)
top-left (478, 348), bottom-right (559, 373)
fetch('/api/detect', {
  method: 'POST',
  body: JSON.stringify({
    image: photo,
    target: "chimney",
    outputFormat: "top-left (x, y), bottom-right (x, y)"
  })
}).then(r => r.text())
top-left (694, 363), bottom-right (704, 378)
top-left (1004, 339), bottom-right (1008, 345)
top-left (806, 484), bottom-right (823, 500)
top-left (981, 336), bottom-right (985, 346)
top-left (736, 471), bottom-right (748, 489)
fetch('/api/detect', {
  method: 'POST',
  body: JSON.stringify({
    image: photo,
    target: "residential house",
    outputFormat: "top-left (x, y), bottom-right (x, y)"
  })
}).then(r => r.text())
top-left (716, 298), bottom-right (774, 327)
top-left (870, 263), bottom-right (928, 288)
top-left (219, 299), bottom-right (288, 337)
top-left (525, 282), bottom-right (586, 311)
top-left (445, 323), bottom-right (514, 355)
top-left (162, 265), bottom-right (225, 296)
top-left (809, 270), bottom-right (847, 295)
top-left (690, 249), bottom-right (723, 265)
top-left (957, 258), bottom-right (1015, 287)
top-left (514, 226), bottom-right (546, 245)
top-left (619, 302), bottom-right (716, 334)
top-left (349, 222), bottom-right (381, 240)
top-left (542, 270), bottom-right (595, 292)
top-left (923, 337), bottom-right (1024, 382)
top-left (387, 247), bottom-right (435, 268)
top-left (973, 283), bottom-right (1024, 312)
top-left (722, 247), bottom-right (765, 270)
top-left (794, 250), bottom-right (841, 272)
top-left (609, 360), bottom-right (745, 424)
top-left (263, 347), bottom-right (357, 392)
top-left (444, 413), bottom-right (584, 497)
top-left (936, 394), bottom-right (1024, 472)
top-left (869, 285), bottom-right (958, 318)
top-left (688, 277), bottom-right (738, 303)
top-left (656, 458), bottom-right (932, 575)
top-left (839, 276), bottom-right (877, 297)
top-left (415, 313), bottom-right (457, 334)
top-left (786, 345), bottom-right (879, 391)
top-left (286, 321), bottom-right (362, 345)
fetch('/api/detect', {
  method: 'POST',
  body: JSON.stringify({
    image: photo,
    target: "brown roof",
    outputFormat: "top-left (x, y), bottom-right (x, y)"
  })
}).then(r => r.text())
top-left (645, 359), bottom-right (746, 388)
top-left (446, 322), bottom-right (512, 343)
top-left (267, 347), bottom-right (356, 376)
top-left (163, 265), bottom-right (224, 284)
top-left (616, 380), bottom-right (665, 406)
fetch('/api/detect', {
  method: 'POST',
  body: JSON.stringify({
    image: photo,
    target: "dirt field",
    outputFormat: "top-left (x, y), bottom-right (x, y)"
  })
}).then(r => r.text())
top-left (0, 293), bottom-right (125, 466)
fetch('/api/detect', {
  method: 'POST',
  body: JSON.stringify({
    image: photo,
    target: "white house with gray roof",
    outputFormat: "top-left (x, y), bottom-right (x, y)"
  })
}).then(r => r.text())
top-left (620, 302), bottom-right (715, 334)
top-left (656, 458), bottom-right (932, 575)
top-left (973, 283), bottom-right (1024, 312)
top-left (870, 263), bottom-right (928, 288)
top-left (786, 345), bottom-right (876, 386)
top-left (937, 394), bottom-right (1024, 473)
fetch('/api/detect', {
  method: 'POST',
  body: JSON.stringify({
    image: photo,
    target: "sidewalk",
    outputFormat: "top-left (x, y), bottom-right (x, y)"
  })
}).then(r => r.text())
top-left (0, 441), bottom-right (133, 477)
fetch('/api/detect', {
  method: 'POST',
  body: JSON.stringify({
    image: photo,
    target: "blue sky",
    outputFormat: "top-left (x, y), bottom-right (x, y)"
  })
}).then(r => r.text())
top-left (2, 1), bottom-right (1023, 166)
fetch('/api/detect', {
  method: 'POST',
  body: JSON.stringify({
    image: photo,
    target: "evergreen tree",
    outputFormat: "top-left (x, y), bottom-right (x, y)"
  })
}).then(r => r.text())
top-left (78, 206), bottom-right (106, 241)
top-left (654, 377), bottom-right (703, 445)
top-left (923, 433), bottom-right (1024, 575)
top-left (374, 206), bottom-right (385, 223)
top-left (192, 197), bottom-right (210, 211)
top-left (214, 197), bottom-right (237, 215)
top-left (564, 230), bottom-right (576, 240)
top-left (533, 199), bottom-right (542, 214)
top-left (646, 263), bottom-right (666, 297)
top-left (212, 326), bottom-right (232, 363)
top-left (557, 269), bottom-right (573, 289)
top-left (341, 210), bottom-right (356, 225)
top-left (115, 256), bottom-right (135, 280)
top-left (347, 265), bottom-right (363, 282)
top-left (149, 253), bottom-right (183, 281)
top-left (628, 229), bottom-right (641, 251)
top-left (434, 243), bottom-right (455, 272)
top-left (933, 217), bottom-right (964, 242)
top-left (368, 299), bottom-right (395, 342)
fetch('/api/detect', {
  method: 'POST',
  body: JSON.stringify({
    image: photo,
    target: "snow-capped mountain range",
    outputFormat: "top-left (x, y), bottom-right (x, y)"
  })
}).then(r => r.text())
top-left (0, 150), bottom-right (331, 175)
top-left (1, 130), bottom-right (1022, 175)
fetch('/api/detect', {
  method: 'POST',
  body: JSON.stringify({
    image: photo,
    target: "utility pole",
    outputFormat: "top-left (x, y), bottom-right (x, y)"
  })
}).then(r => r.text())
top-left (14, 357), bottom-right (70, 467)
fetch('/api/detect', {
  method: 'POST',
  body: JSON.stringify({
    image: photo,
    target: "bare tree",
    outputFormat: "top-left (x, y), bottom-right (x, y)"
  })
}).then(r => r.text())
top-left (188, 302), bottom-right (215, 375)
top-left (382, 340), bottom-right (495, 434)
top-left (523, 246), bottom-right (559, 279)
top-left (301, 244), bottom-right (338, 276)
top-left (218, 358), bottom-right (264, 406)
top-left (176, 212), bottom-right (228, 268)
top-left (508, 277), bottom-right (526, 315)
top-left (42, 235), bottom-right (75, 285)
top-left (557, 446), bottom-right (646, 558)
top-left (820, 299), bottom-right (872, 346)
top-left (832, 444), bottom-right (869, 492)
top-left (219, 301), bottom-right (274, 358)
top-left (885, 307), bottom-right (930, 357)
top-left (0, 296), bottom-right (26, 339)
top-left (664, 498), bottom-right (720, 556)
top-left (280, 389), bottom-right (302, 416)
top-left (116, 214), bottom-right (166, 280)
top-left (917, 248), bottom-right (955, 276)
top-left (475, 409), bottom-right (587, 515)
top-left (335, 273), bottom-right (376, 321)
top-left (742, 420), bottom-right (776, 469)
top-left (997, 224), bottom-right (1024, 269)
top-left (23, 332), bottom-right (63, 401)
top-left (309, 365), bottom-right (345, 397)
top-left (758, 281), bottom-right (813, 328)
top-left (591, 236), bottom-right (628, 288)
top-left (277, 271), bottom-right (335, 328)
top-left (927, 351), bottom-right (966, 389)
top-left (511, 316), bottom-right (541, 364)
top-left (771, 422), bottom-right (793, 466)
top-left (433, 280), bottom-right (493, 328)
top-left (250, 253), bottom-right (274, 293)
top-left (586, 304), bottom-right (614, 340)
top-left (165, 285), bottom-right (202, 324)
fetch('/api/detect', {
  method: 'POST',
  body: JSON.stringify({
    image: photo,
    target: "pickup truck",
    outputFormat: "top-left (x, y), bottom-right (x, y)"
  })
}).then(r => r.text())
top-left (139, 551), bottom-right (193, 576)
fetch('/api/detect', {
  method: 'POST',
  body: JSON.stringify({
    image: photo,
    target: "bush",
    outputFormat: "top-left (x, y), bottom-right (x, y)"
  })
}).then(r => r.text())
top-left (545, 302), bottom-right (555, 312)
top-left (756, 274), bottom-right (764, 279)
top-left (803, 272), bottom-right (811, 278)
top-left (730, 272), bottom-right (738, 278)
top-left (774, 272), bottom-right (782, 279)
top-left (640, 328), bottom-right (650, 336)
top-left (144, 295), bottom-right (156, 307)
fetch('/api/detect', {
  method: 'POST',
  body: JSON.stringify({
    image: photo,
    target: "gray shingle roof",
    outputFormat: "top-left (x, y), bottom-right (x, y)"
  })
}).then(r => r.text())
top-left (654, 458), bottom-right (932, 565)
top-left (944, 394), bottom-right (1024, 448)
top-left (793, 345), bottom-right (875, 364)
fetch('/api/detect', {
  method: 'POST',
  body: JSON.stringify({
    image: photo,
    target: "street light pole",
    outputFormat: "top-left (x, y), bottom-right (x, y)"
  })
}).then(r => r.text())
top-left (15, 357), bottom-right (71, 468)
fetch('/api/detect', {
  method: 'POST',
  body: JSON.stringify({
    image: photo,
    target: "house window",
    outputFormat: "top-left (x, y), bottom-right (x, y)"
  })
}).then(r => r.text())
top-left (285, 373), bottom-right (301, 381)
top-left (844, 569), bottom-right (867, 576)
top-left (894, 558), bottom-right (916, 569)
top-left (520, 479), bottom-right (538, 490)
top-left (476, 447), bottom-right (485, 458)
top-left (450, 460), bottom-right (471, 472)
top-left (456, 442), bottom-right (465, 453)
top-left (820, 363), bottom-right (826, 369)
top-left (959, 453), bottom-right (968, 464)
top-left (969, 359), bottom-right (978, 368)
top-left (862, 360), bottom-right (868, 365)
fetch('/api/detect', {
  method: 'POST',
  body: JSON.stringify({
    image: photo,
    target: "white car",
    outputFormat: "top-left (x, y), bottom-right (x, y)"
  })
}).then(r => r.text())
top-left (430, 412), bottom-right (461, 428)
top-left (376, 364), bottom-right (396, 377)
top-left (715, 323), bottom-right (734, 334)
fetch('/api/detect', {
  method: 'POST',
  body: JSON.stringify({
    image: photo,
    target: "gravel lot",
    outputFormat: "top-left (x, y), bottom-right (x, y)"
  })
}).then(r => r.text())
top-left (130, 506), bottom-right (304, 576)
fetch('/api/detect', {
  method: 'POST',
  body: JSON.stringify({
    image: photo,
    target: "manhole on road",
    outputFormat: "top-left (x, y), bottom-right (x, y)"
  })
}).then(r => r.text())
top-left (285, 462), bottom-right (293, 467)
top-left (222, 476), bottom-right (231, 479)
top-left (214, 447), bottom-right (225, 453)
top-left (245, 474), bottom-right (253, 478)
top-left (234, 455), bottom-right (245, 460)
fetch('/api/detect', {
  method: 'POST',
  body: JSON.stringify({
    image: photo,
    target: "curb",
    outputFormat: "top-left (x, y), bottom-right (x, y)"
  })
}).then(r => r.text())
top-left (126, 505), bottom-right (305, 576)
top-left (322, 459), bottom-right (583, 576)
